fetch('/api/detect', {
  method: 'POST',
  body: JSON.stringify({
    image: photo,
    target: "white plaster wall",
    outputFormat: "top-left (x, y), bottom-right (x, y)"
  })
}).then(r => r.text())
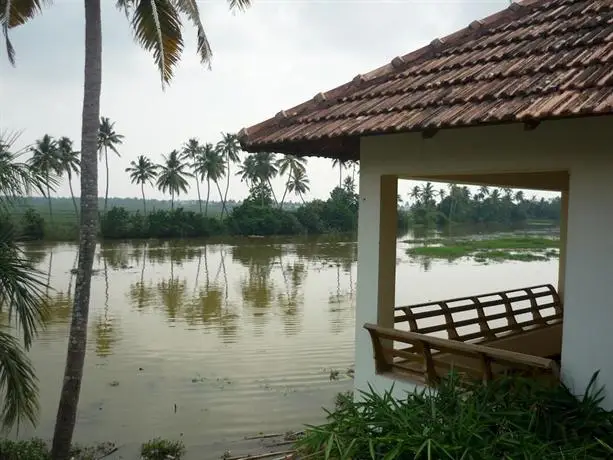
top-left (354, 116), bottom-right (613, 407)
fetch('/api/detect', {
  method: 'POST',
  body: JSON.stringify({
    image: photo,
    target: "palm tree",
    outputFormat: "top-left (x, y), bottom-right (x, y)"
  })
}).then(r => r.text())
top-left (490, 188), bottom-right (501, 203)
top-left (276, 154), bottom-right (307, 208)
top-left (203, 145), bottom-right (227, 216)
top-left (28, 135), bottom-right (60, 222)
top-left (57, 137), bottom-right (80, 219)
top-left (216, 133), bottom-right (241, 219)
top-left (126, 155), bottom-right (158, 214)
top-left (514, 190), bottom-right (525, 203)
top-left (287, 168), bottom-right (310, 203)
top-left (332, 158), bottom-right (348, 187)
top-left (236, 154), bottom-right (258, 187)
top-left (0, 131), bottom-right (48, 204)
top-left (479, 185), bottom-right (490, 199)
top-left (156, 150), bottom-right (192, 209)
top-left (438, 188), bottom-right (446, 202)
top-left (409, 185), bottom-right (421, 206)
top-left (4, 1), bottom-right (252, 455)
top-left (98, 117), bottom-right (124, 214)
top-left (182, 138), bottom-right (204, 213)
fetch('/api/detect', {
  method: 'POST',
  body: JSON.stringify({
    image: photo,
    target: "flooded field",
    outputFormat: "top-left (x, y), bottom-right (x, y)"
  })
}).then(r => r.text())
top-left (17, 231), bottom-right (558, 457)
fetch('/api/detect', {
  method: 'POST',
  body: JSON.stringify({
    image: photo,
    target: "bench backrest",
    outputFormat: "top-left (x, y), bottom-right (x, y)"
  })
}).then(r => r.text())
top-left (393, 284), bottom-right (562, 344)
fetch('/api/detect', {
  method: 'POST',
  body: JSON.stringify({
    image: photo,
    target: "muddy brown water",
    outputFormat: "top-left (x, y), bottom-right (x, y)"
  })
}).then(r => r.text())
top-left (14, 231), bottom-right (558, 458)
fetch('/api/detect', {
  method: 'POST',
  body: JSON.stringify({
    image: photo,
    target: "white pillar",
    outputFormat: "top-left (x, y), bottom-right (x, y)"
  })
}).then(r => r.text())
top-left (558, 191), bottom-right (569, 301)
top-left (354, 171), bottom-right (399, 395)
top-left (561, 161), bottom-right (613, 408)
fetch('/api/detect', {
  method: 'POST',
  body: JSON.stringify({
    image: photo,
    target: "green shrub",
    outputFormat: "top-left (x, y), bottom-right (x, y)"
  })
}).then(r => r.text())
top-left (0, 438), bottom-right (49, 460)
top-left (141, 438), bottom-right (186, 460)
top-left (297, 373), bottom-right (613, 459)
top-left (20, 208), bottom-right (45, 240)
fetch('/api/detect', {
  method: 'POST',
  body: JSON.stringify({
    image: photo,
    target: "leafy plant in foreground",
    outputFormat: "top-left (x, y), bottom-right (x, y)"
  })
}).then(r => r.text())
top-left (296, 373), bottom-right (613, 459)
top-left (141, 438), bottom-right (186, 460)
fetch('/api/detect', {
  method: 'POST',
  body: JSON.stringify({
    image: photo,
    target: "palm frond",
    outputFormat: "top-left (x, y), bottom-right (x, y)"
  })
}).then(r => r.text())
top-left (228, 0), bottom-right (251, 12)
top-left (0, 229), bottom-right (48, 350)
top-left (0, 327), bottom-right (39, 431)
top-left (174, 0), bottom-right (212, 68)
top-left (131, 0), bottom-right (183, 85)
top-left (1, 0), bottom-right (49, 65)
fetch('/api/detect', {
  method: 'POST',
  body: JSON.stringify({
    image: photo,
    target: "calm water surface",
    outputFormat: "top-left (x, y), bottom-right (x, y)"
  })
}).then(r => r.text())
top-left (18, 232), bottom-right (557, 457)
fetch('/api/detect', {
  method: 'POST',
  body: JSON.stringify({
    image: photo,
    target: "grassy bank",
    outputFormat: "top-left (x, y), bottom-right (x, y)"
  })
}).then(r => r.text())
top-left (297, 374), bottom-right (613, 459)
top-left (405, 236), bottom-right (559, 262)
top-left (0, 437), bottom-right (185, 460)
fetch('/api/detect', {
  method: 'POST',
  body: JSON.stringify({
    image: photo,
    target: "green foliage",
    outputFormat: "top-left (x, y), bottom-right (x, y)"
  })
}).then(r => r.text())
top-left (101, 207), bottom-right (223, 239)
top-left (140, 438), bottom-right (186, 460)
top-left (297, 373), bottom-right (613, 459)
top-left (0, 438), bottom-right (49, 460)
top-left (0, 439), bottom-right (116, 460)
top-left (21, 208), bottom-right (45, 240)
top-left (409, 183), bottom-right (561, 227)
top-left (406, 236), bottom-right (559, 262)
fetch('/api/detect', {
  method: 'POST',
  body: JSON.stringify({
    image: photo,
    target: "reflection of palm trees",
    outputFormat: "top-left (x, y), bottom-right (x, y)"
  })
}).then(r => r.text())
top-left (277, 260), bottom-right (307, 336)
top-left (94, 252), bottom-right (120, 357)
top-left (127, 244), bottom-right (156, 311)
top-left (92, 313), bottom-right (119, 358)
top-left (157, 278), bottom-right (188, 322)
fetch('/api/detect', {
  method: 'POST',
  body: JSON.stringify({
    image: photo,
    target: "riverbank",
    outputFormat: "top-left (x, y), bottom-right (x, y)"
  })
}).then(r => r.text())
top-left (405, 235), bottom-right (560, 262)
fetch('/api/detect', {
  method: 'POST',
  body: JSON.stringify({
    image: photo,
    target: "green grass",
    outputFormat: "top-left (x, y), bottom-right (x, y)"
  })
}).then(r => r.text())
top-left (297, 373), bottom-right (613, 459)
top-left (406, 236), bottom-right (559, 262)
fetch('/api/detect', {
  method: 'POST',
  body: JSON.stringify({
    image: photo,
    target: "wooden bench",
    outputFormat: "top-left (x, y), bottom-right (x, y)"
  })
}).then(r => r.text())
top-left (365, 284), bottom-right (563, 384)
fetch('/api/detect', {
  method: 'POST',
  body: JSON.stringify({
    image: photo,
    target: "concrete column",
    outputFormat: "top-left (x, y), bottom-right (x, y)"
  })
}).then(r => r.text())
top-left (557, 191), bottom-right (569, 301)
top-left (561, 161), bottom-right (613, 408)
top-left (354, 171), bottom-right (398, 394)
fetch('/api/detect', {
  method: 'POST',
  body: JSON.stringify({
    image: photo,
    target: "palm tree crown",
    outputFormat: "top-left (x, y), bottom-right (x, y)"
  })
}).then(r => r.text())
top-left (126, 155), bottom-right (157, 186)
top-left (156, 150), bottom-right (192, 208)
top-left (57, 137), bottom-right (81, 218)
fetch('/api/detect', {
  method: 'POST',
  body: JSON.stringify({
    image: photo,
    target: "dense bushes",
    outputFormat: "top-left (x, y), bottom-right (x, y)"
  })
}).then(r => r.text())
top-left (97, 183), bottom-right (402, 240)
top-left (297, 373), bottom-right (613, 459)
top-left (100, 208), bottom-right (223, 239)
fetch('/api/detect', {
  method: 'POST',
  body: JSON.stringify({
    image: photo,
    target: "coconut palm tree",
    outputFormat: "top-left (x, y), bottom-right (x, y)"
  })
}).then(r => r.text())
top-left (236, 154), bottom-right (258, 187)
top-left (216, 133), bottom-right (241, 219)
top-left (57, 137), bottom-right (80, 219)
top-left (276, 154), bottom-right (307, 208)
top-left (514, 190), bottom-right (525, 203)
top-left (98, 117), bottom-right (124, 214)
top-left (182, 138), bottom-right (204, 213)
top-left (332, 158), bottom-right (348, 188)
top-left (28, 135), bottom-right (61, 222)
top-left (287, 168), bottom-right (310, 203)
top-left (0, 131), bottom-right (48, 204)
top-left (156, 150), bottom-right (192, 209)
top-left (126, 155), bottom-right (158, 214)
top-left (409, 185), bottom-right (421, 206)
top-left (479, 185), bottom-right (490, 200)
top-left (0, 132), bottom-right (50, 432)
top-left (3, 1), bottom-right (252, 454)
top-left (203, 145), bottom-right (226, 216)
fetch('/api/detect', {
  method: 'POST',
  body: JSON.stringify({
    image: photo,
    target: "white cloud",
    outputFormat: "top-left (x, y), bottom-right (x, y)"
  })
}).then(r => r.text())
top-left (1, 0), bottom-right (552, 204)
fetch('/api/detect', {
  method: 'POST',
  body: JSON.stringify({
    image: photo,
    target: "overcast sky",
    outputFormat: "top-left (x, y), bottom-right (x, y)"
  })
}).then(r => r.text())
top-left (1, 0), bottom-right (544, 203)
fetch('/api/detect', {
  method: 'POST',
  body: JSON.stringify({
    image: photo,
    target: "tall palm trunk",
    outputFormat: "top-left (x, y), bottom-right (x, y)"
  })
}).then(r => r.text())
top-left (267, 179), bottom-right (278, 206)
top-left (206, 178), bottom-right (211, 216)
top-left (195, 178), bottom-right (202, 214)
top-left (221, 155), bottom-right (230, 219)
top-left (215, 181), bottom-right (224, 215)
top-left (338, 164), bottom-right (342, 188)
top-left (104, 146), bottom-right (109, 213)
top-left (279, 177), bottom-right (290, 209)
top-left (46, 179), bottom-right (53, 223)
top-left (52, 0), bottom-right (101, 458)
top-left (141, 183), bottom-right (147, 215)
top-left (171, 191), bottom-right (174, 210)
top-left (67, 171), bottom-right (79, 220)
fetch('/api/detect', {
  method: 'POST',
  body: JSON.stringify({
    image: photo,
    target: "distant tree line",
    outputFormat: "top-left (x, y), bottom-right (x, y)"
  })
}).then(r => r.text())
top-left (407, 182), bottom-right (561, 227)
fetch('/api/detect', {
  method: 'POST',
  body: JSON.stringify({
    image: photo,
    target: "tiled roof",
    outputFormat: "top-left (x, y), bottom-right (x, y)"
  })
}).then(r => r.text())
top-left (239, 0), bottom-right (613, 160)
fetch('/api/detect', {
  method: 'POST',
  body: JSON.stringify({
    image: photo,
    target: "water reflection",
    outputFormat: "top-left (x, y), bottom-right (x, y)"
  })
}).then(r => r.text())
top-left (21, 236), bottom-right (365, 455)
